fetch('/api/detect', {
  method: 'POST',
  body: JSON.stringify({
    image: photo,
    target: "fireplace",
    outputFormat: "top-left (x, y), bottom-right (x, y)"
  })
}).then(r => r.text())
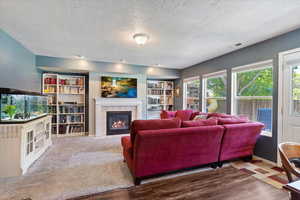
top-left (106, 111), bottom-right (132, 135)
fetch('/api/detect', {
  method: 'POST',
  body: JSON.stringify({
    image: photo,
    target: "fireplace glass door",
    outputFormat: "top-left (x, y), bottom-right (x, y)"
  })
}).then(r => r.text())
top-left (106, 111), bottom-right (132, 135)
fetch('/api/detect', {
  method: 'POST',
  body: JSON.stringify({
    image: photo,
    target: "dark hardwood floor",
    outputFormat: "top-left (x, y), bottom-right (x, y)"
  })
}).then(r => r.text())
top-left (69, 166), bottom-right (289, 200)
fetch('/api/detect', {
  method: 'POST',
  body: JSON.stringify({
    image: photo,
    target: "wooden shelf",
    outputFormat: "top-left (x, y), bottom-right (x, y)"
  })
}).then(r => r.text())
top-left (43, 73), bottom-right (86, 136)
top-left (59, 113), bottom-right (85, 115)
top-left (59, 93), bottom-right (84, 95)
top-left (59, 122), bottom-right (84, 125)
top-left (147, 80), bottom-right (174, 119)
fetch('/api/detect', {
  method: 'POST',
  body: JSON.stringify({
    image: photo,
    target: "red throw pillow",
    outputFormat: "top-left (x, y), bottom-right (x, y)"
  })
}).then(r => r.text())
top-left (181, 118), bottom-right (218, 128)
top-left (217, 116), bottom-right (249, 125)
top-left (160, 110), bottom-right (176, 119)
top-left (130, 118), bottom-right (181, 145)
top-left (175, 110), bottom-right (194, 121)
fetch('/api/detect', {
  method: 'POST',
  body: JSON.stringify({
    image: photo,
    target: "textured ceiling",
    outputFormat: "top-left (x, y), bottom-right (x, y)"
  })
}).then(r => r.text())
top-left (1, 0), bottom-right (300, 69)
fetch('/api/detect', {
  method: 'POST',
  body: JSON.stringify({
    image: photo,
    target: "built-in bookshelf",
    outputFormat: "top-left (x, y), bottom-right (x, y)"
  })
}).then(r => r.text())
top-left (42, 73), bottom-right (86, 136)
top-left (147, 80), bottom-right (174, 119)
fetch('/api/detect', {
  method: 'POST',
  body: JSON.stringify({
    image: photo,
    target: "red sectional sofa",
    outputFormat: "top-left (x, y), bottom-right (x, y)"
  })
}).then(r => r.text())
top-left (121, 110), bottom-right (264, 185)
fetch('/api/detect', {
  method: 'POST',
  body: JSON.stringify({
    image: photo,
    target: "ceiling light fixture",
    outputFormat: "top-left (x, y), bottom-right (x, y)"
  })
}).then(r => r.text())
top-left (133, 33), bottom-right (149, 45)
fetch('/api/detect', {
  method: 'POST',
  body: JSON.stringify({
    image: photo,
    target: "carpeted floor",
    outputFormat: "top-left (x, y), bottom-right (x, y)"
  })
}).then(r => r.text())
top-left (0, 136), bottom-right (290, 200)
top-left (0, 136), bottom-right (133, 200)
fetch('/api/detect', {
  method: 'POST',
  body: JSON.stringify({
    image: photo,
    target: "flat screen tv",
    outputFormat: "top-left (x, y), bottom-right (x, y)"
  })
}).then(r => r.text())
top-left (101, 76), bottom-right (137, 98)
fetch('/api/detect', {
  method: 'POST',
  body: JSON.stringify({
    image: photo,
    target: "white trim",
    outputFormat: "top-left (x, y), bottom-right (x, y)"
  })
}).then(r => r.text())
top-left (202, 70), bottom-right (227, 78)
top-left (232, 60), bottom-right (273, 73)
top-left (202, 77), bottom-right (206, 112)
top-left (183, 76), bottom-right (200, 82)
top-left (277, 47), bottom-right (300, 166)
top-left (94, 98), bottom-right (142, 137)
top-left (183, 76), bottom-right (200, 110)
top-left (202, 70), bottom-right (227, 112)
top-left (231, 59), bottom-right (273, 116)
top-left (205, 97), bottom-right (226, 100)
top-left (235, 96), bottom-right (272, 100)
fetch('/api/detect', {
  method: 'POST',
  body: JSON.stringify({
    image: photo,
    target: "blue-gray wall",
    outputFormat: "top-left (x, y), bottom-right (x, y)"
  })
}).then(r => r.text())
top-left (36, 56), bottom-right (180, 79)
top-left (180, 27), bottom-right (300, 162)
top-left (0, 29), bottom-right (40, 92)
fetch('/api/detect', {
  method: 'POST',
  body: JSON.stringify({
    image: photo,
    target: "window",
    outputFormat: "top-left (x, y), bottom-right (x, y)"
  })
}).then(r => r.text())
top-left (292, 66), bottom-right (300, 116)
top-left (232, 60), bottom-right (273, 135)
top-left (202, 71), bottom-right (227, 113)
top-left (183, 77), bottom-right (200, 110)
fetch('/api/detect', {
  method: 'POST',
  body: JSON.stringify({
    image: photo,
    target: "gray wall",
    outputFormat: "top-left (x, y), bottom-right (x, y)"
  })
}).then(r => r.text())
top-left (0, 29), bottom-right (40, 92)
top-left (180, 28), bottom-right (300, 162)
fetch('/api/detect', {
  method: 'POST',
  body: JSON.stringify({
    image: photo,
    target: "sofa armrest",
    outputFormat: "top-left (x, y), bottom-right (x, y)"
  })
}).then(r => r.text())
top-left (121, 136), bottom-right (134, 158)
top-left (219, 122), bottom-right (264, 161)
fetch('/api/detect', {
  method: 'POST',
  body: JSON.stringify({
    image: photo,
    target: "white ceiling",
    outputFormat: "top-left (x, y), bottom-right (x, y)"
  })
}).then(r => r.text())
top-left (1, 0), bottom-right (300, 69)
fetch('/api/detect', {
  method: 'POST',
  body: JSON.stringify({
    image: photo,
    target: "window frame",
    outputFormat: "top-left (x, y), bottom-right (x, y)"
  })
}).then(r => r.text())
top-left (202, 70), bottom-right (227, 113)
top-left (183, 76), bottom-right (200, 110)
top-left (231, 60), bottom-right (273, 137)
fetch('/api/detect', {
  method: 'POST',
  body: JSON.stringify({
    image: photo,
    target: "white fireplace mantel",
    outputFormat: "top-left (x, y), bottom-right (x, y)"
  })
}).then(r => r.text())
top-left (94, 98), bottom-right (142, 137)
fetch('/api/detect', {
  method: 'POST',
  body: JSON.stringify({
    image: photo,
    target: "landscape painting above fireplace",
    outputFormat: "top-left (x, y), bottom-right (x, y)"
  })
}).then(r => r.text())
top-left (101, 76), bottom-right (137, 98)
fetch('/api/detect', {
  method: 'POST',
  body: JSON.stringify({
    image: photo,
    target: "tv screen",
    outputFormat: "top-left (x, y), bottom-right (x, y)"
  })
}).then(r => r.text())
top-left (101, 76), bottom-right (137, 98)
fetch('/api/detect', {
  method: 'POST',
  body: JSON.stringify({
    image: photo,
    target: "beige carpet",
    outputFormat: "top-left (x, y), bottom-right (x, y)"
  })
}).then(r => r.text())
top-left (0, 136), bottom-right (133, 200)
top-left (0, 136), bottom-right (214, 200)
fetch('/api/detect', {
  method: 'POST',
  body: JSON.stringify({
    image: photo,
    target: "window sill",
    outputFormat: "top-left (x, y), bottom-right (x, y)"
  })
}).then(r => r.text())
top-left (261, 130), bottom-right (272, 137)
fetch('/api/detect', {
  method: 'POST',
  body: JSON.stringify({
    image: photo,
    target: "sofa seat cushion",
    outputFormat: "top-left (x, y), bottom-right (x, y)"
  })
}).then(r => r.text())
top-left (130, 118), bottom-right (181, 146)
top-left (181, 118), bottom-right (218, 127)
top-left (175, 110), bottom-right (194, 121)
top-left (160, 110), bottom-right (176, 119)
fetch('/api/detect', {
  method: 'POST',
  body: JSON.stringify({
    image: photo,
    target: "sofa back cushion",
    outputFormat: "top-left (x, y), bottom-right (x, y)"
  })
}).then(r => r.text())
top-left (130, 118), bottom-right (181, 145)
top-left (181, 118), bottom-right (218, 127)
top-left (208, 113), bottom-right (233, 118)
top-left (160, 110), bottom-right (176, 119)
top-left (175, 110), bottom-right (194, 121)
top-left (217, 116), bottom-right (249, 125)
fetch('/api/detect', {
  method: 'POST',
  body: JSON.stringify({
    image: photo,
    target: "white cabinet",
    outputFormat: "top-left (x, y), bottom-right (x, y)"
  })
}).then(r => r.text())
top-left (0, 115), bottom-right (52, 178)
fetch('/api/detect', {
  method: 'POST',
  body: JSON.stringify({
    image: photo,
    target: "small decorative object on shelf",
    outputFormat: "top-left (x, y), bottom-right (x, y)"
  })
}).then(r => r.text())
top-left (147, 80), bottom-right (174, 119)
top-left (42, 73), bottom-right (86, 137)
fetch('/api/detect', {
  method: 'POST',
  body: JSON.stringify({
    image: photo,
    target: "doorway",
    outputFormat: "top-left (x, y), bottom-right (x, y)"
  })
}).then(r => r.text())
top-left (278, 48), bottom-right (300, 164)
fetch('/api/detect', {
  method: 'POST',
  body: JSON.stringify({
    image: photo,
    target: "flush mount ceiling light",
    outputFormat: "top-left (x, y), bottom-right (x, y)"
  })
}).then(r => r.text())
top-left (133, 33), bottom-right (149, 45)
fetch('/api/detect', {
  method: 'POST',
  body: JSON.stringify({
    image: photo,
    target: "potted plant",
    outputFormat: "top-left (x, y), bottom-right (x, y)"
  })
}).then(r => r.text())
top-left (3, 105), bottom-right (17, 120)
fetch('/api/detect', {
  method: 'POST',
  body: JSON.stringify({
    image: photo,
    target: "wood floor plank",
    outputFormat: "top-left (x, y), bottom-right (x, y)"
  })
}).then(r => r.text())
top-left (69, 166), bottom-right (289, 200)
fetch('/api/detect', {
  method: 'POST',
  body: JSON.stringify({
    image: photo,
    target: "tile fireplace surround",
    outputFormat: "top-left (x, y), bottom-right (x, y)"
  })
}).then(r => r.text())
top-left (95, 98), bottom-right (142, 137)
